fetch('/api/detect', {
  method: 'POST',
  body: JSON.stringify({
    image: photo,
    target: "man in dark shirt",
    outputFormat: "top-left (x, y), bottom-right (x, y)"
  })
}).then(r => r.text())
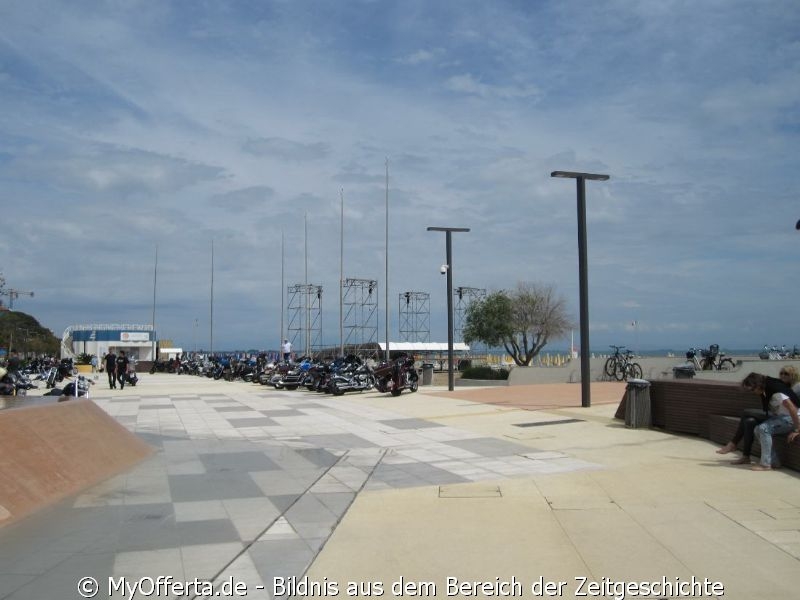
top-left (115, 351), bottom-right (129, 389)
top-left (104, 351), bottom-right (117, 389)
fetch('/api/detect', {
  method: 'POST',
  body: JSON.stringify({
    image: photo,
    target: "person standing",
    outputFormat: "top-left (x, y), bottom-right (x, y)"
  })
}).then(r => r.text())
top-left (104, 351), bottom-right (117, 389)
top-left (282, 339), bottom-right (292, 363)
top-left (90, 354), bottom-right (98, 373)
top-left (115, 350), bottom-right (129, 389)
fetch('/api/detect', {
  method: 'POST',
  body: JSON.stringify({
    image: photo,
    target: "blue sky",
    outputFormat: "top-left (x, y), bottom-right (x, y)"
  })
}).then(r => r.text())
top-left (1, 0), bottom-right (799, 353)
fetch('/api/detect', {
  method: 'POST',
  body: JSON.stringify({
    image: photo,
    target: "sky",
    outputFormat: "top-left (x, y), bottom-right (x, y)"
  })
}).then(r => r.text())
top-left (1, 0), bottom-right (799, 354)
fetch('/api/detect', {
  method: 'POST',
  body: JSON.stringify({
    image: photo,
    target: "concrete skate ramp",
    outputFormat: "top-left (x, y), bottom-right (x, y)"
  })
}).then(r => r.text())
top-left (0, 398), bottom-right (153, 527)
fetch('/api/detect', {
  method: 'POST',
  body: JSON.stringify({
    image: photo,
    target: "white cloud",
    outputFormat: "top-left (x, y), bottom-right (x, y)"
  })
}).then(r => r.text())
top-left (444, 73), bottom-right (540, 100)
top-left (396, 49), bottom-right (440, 65)
top-left (242, 138), bottom-right (331, 162)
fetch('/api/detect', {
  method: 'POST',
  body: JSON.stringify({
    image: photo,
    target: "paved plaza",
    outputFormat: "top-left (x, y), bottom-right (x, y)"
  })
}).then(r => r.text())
top-left (1, 374), bottom-right (799, 599)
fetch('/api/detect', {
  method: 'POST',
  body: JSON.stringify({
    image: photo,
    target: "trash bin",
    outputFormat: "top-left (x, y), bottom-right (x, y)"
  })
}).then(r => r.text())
top-left (672, 366), bottom-right (695, 379)
top-left (421, 363), bottom-right (434, 385)
top-left (625, 378), bottom-right (651, 428)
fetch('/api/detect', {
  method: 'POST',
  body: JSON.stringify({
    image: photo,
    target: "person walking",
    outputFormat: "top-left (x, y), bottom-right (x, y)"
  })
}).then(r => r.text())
top-left (115, 350), bottom-right (129, 390)
top-left (104, 351), bottom-right (117, 389)
top-left (90, 354), bottom-right (98, 374)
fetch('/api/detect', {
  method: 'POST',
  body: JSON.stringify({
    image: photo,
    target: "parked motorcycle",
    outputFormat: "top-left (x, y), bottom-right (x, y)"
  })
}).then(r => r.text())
top-left (374, 354), bottom-right (418, 396)
top-left (276, 357), bottom-right (314, 390)
top-left (328, 356), bottom-right (375, 396)
top-left (123, 368), bottom-right (138, 386)
top-left (62, 375), bottom-right (95, 398)
top-left (0, 367), bottom-right (28, 396)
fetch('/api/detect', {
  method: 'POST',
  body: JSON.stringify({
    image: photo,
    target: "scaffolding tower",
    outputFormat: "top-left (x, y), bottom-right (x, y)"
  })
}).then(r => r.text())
top-left (287, 283), bottom-right (323, 356)
top-left (455, 286), bottom-right (486, 343)
top-left (342, 278), bottom-right (379, 357)
top-left (398, 291), bottom-right (430, 343)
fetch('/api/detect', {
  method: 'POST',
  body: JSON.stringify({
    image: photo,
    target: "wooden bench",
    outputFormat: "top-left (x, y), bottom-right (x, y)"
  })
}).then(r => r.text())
top-left (615, 379), bottom-right (800, 472)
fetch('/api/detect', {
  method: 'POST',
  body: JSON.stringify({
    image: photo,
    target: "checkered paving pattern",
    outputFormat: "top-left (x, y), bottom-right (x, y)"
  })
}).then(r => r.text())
top-left (0, 386), bottom-right (600, 599)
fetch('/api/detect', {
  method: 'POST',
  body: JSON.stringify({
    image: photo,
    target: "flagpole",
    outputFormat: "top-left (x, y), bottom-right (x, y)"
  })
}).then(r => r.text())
top-left (384, 157), bottom-right (389, 361)
top-left (339, 189), bottom-right (344, 357)
top-left (151, 245), bottom-right (158, 362)
top-left (210, 239), bottom-right (214, 357)
top-left (280, 230), bottom-right (285, 358)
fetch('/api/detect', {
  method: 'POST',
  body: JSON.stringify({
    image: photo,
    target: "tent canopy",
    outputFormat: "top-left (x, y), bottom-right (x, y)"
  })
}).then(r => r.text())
top-left (376, 342), bottom-right (469, 352)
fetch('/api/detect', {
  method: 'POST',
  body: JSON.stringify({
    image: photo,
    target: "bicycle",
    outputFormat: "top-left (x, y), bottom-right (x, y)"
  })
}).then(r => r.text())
top-left (700, 344), bottom-right (735, 371)
top-left (614, 350), bottom-right (642, 381)
top-left (603, 346), bottom-right (642, 381)
top-left (603, 346), bottom-right (626, 379)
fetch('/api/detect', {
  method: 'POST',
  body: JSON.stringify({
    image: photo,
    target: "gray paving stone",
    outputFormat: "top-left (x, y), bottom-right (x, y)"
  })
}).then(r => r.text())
top-left (199, 451), bottom-right (279, 473)
top-left (301, 433), bottom-right (377, 450)
top-left (227, 417), bottom-right (277, 427)
top-left (267, 494), bottom-right (302, 513)
top-left (379, 418), bottom-right (443, 430)
top-left (444, 436), bottom-right (531, 457)
top-left (294, 447), bottom-right (341, 468)
top-left (168, 472), bottom-right (266, 502)
top-left (248, 539), bottom-right (317, 596)
top-left (176, 519), bottom-right (243, 546)
top-left (261, 409), bottom-right (306, 417)
top-left (3, 552), bottom-right (116, 600)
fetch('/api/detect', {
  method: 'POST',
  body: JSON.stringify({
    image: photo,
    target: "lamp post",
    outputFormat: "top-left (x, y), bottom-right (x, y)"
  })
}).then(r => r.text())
top-left (427, 226), bottom-right (470, 391)
top-left (551, 170), bottom-right (610, 408)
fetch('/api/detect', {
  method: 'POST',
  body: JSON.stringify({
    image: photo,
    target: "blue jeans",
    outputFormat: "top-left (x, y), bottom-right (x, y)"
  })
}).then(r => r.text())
top-left (754, 415), bottom-right (794, 467)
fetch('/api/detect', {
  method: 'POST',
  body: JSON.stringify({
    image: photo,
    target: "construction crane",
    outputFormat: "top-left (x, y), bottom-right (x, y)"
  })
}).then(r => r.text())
top-left (4, 289), bottom-right (34, 310)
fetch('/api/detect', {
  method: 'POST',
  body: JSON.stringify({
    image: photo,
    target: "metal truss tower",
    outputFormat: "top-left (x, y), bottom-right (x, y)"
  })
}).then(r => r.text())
top-left (287, 283), bottom-right (323, 356)
top-left (398, 291), bottom-right (430, 343)
top-left (454, 286), bottom-right (486, 342)
top-left (342, 278), bottom-right (379, 357)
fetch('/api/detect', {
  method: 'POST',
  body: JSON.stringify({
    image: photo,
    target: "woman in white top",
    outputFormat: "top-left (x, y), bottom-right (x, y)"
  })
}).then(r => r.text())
top-left (752, 368), bottom-right (800, 470)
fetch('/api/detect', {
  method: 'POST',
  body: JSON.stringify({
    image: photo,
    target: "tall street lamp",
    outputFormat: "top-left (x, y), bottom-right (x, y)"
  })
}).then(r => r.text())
top-left (427, 226), bottom-right (470, 391)
top-left (551, 170), bottom-right (610, 408)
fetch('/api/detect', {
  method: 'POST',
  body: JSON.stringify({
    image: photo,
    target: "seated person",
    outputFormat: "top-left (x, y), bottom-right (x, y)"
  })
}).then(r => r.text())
top-left (716, 372), bottom-right (799, 465)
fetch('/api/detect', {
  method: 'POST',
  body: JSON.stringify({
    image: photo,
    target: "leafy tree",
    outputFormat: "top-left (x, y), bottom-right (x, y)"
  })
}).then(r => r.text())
top-left (0, 311), bottom-right (60, 357)
top-left (463, 282), bottom-right (573, 366)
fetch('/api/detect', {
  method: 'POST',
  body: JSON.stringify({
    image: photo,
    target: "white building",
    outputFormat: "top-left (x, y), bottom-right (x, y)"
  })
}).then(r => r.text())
top-left (62, 324), bottom-right (156, 362)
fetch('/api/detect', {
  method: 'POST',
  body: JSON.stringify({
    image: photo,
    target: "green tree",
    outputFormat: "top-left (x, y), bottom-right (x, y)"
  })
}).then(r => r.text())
top-left (463, 282), bottom-right (573, 366)
top-left (0, 311), bottom-right (60, 357)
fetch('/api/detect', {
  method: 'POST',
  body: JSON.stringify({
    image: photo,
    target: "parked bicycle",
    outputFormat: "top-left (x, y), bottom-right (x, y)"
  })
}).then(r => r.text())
top-left (685, 345), bottom-right (735, 371)
top-left (603, 346), bottom-right (626, 379)
top-left (603, 346), bottom-right (642, 381)
top-left (699, 344), bottom-right (735, 371)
